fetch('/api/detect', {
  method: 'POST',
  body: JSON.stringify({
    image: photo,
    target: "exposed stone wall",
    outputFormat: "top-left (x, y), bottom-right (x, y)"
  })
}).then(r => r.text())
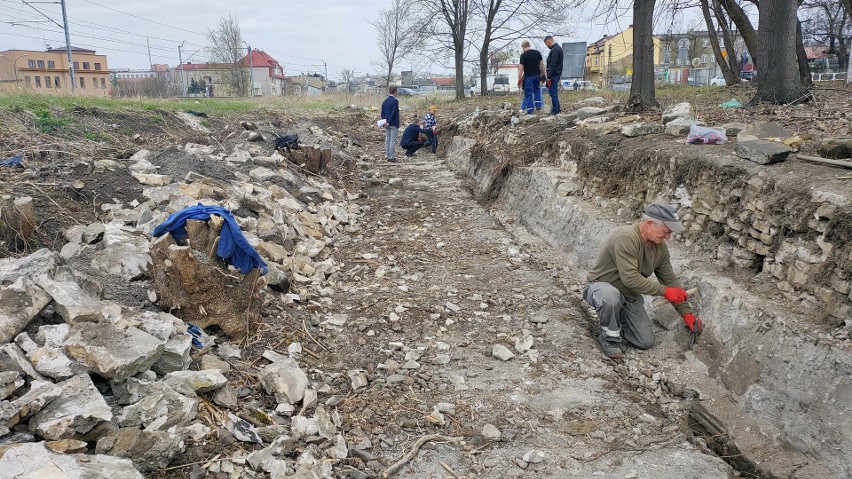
top-left (445, 131), bottom-right (852, 478)
top-left (446, 117), bottom-right (852, 322)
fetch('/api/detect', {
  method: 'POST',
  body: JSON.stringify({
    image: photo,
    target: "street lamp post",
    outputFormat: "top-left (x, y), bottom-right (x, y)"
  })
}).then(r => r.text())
top-left (0, 53), bottom-right (28, 88)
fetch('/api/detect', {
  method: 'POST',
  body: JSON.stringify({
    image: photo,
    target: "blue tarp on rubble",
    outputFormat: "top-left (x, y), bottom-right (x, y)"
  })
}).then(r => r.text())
top-left (152, 203), bottom-right (268, 275)
top-left (0, 155), bottom-right (23, 168)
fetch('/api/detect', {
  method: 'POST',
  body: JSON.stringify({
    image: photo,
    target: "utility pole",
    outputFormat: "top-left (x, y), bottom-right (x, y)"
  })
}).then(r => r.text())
top-left (323, 60), bottom-right (328, 93)
top-left (178, 41), bottom-right (186, 97)
top-left (146, 37), bottom-right (153, 70)
top-left (247, 44), bottom-right (253, 97)
top-left (60, 0), bottom-right (75, 92)
top-left (607, 43), bottom-right (612, 90)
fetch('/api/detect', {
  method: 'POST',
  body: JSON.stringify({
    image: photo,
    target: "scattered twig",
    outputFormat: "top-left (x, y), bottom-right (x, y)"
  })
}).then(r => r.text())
top-left (302, 318), bottom-right (331, 352)
top-left (351, 299), bottom-right (382, 312)
top-left (162, 454), bottom-right (234, 471)
top-left (789, 116), bottom-right (847, 120)
top-left (381, 434), bottom-right (464, 478)
top-left (209, 133), bottom-right (227, 153)
top-left (27, 182), bottom-right (84, 225)
top-left (441, 462), bottom-right (460, 478)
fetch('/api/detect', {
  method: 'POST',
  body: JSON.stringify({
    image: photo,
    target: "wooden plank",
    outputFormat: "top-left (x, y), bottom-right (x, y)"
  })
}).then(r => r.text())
top-left (796, 154), bottom-right (852, 169)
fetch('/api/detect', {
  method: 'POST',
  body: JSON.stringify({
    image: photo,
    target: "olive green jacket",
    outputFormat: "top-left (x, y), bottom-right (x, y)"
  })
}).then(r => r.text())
top-left (587, 224), bottom-right (692, 315)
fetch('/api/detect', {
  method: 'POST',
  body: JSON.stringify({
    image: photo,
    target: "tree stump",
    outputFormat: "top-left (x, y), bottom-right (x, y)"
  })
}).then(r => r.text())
top-left (0, 195), bottom-right (36, 251)
top-left (149, 218), bottom-right (264, 339)
top-left (278, 145), bottom-right (331, 175)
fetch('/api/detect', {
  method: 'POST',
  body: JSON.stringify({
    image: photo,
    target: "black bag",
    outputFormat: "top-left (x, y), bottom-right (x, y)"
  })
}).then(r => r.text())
top-left (275, 134), bottom-right (299, 150)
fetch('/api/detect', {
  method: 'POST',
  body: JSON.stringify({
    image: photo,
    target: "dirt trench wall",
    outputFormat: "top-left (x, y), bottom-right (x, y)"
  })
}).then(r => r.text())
top-left (448, 125), bottom-right (852, 322)
top-left (445, 132), bottom-right (852, 478)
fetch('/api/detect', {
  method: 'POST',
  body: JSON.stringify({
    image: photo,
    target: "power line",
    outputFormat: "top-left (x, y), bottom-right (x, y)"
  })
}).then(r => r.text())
top-left (76, 0), bottom-right (205, 37)
top-left (0, 31), bottom-right (180, 62)
top-left (0, 0), bottom-right (196, 47)
top-left (0, 3), bottom-right (203, 52)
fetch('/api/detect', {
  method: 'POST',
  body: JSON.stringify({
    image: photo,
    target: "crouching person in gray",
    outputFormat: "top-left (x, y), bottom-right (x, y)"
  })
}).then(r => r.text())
top-left (583, 203), bottom-right (703, 359)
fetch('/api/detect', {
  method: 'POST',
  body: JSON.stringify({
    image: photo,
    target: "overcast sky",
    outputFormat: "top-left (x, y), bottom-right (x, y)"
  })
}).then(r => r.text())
top-left (0, 0), bottom-right (743, 80)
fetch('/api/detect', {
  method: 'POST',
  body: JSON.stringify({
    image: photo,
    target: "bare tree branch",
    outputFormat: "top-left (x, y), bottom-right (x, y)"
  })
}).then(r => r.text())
top-left (206, 15), bottom-right (248, 97)
top-left (472, 0), bottom-right (574, 95)
top-left (412, 0), bottom-right (474, 99)
top-left (370, 0), bottom-right (419, 88)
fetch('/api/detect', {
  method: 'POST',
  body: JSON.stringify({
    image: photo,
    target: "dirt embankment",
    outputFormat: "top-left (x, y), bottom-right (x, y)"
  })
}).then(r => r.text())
top-left (442, 95), bottom-right (852, 478)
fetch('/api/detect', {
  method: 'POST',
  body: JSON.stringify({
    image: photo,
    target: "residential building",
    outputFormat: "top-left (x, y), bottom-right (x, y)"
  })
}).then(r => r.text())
top-left (175, 51), bottom-right (284, 97)
top-left (0, 46), bottom-right (110, 95)
top-left (289, 74), bottom-right (326, 91)
top-left (110, 65), bottom-right (174, 98)
top-left (585, 26), bottom-right (660, 85)
top-left (432, 77), bottom-right (456, 91)
top-left (244, 50), bottom-right (285, 96)
top-left (655, 31), bottom-right (749, 85)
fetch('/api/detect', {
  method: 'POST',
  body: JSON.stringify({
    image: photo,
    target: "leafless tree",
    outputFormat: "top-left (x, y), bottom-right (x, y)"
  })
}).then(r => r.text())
top-left (472, 0), bottom-right (572, 95)
top-left (339, 69), bottom-right (356, 93)
top-left (699, 0), bottom-right (740, 85)
top-left (801, 0), bottom-right (851, 71)
top-left (371, 0), bottom-right (418, 88)
top-left (717, 0), bottom-right (758, 67)
top-left (712, 0), bottom-right (742, 76)
top-left (753, 0), bottom-right (809, 103)
top-left (207, 15), bottom-right (248, 97)
top-left (415, 0), bottom-right (473, 99)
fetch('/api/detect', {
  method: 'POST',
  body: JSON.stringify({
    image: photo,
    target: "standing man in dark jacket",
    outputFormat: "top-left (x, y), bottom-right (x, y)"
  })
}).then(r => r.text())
top-left (544, 36), bottom-right (564, 115)
top-left (381, 87), bottom-right (400, 163)
top-left (517, 40), bottom-right (545, 115)
top-left (400, 119), bottom-right (431, 157)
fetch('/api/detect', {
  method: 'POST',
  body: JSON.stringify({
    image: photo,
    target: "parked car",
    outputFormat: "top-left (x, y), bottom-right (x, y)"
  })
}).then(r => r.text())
top-left (709, 75), bottom-right (726, 86)
top-left (561, 79), bottom-right (600, 91)
top-left (739, 70), bottom-right (756, 81)
top-left (397, 88), bottom-right (422, 96)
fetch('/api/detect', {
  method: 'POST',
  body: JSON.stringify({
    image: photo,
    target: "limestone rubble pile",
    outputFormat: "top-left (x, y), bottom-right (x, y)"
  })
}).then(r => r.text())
top-left (0, 123), bottom-right (362, 475)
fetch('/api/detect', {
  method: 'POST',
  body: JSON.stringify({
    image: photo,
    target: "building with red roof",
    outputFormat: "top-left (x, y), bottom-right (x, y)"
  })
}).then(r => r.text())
top-left (175, 49), bottom-right (284, 97)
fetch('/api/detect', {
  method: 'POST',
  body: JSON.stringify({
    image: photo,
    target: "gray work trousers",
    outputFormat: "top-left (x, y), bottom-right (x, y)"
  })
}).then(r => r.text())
top-left (583, 281), bottom-right (655, 349)
top-left (385, 126), bottom-right (399, 160)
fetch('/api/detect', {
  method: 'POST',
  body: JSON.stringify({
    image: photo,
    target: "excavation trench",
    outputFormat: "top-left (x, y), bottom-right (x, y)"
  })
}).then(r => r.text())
top-left (443, 128), bottom-right (852, 479)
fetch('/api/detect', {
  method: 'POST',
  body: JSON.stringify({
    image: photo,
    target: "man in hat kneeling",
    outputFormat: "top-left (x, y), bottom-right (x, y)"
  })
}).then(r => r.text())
top-left (583, 203), bottom-right (703, 359)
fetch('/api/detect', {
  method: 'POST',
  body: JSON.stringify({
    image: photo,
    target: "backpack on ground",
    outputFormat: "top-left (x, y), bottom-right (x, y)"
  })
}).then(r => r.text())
top-left (275, 134), bottom-right (299, 151)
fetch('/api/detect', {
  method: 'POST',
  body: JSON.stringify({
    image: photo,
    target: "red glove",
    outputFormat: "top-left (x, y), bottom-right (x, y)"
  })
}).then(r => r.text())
top-left (664, 287), bottom-right (689, 305)
top-left (546, 79), bottom-right (552, 87)
top-left (517, 79), bottom-right (522, 89)
top-left (683, 313), bottom-right (703, 333)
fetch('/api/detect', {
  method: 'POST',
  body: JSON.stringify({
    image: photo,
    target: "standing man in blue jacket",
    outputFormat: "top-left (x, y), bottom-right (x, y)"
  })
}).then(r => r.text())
top-left (544, 36), bottom-right (564, 115)
top-left (381, 87), bottom-right (400, 163)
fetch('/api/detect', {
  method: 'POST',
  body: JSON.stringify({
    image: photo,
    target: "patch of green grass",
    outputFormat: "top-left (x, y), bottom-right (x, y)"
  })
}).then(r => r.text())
top-left (34, 108), bottom-right (69, 132)
top-left (83, 131), bottom-right (108, 142)
top-left (199, 119), bottom-right (211, 128)
top-left (0, 92), bottom-right (257, 116)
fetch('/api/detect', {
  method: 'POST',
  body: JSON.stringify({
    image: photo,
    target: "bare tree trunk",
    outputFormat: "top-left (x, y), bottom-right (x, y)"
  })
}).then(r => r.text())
top-left (718, 0), bottom-right (759, 67)
top-left (479, 47), bottom-right (490, 95)
top-left (455, 45), bottom-right (466, 99)
top-left (795, 18), bottom-right (814, 87)
top-left (701, 0), bottom-right (739, 84)
top-left (753, 0), bottom-right (808, 104)
top-left (626, 0), bottom-right (659, 112)
top-left (712, 0), bottom-right (741, 76)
